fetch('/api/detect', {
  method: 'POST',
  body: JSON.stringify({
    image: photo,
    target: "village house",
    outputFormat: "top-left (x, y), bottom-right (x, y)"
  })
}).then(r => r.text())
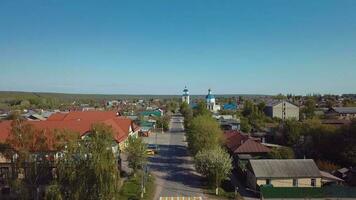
top-left (264, 100), bottom-right (299, 120)
top-left (326, 107), bottom-right (356, 120)
top-left (224, 131), bottom-right (271, 169)
top-left (213, 115), bottom-right (241, 131)
top-left (246, 159), bottom-right (322, 190)
top-left (0, 111), bottom-right (140, 179)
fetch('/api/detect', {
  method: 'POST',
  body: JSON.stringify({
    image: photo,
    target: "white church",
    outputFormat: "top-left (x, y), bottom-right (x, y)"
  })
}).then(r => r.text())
top-left (205, 88), bottom-right (220, 112)
top-left (181, 87), bottom-right (220, 113)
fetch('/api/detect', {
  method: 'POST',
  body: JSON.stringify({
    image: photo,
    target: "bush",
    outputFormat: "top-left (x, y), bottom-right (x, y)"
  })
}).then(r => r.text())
top-left (45, 184), bottom-right (63, 200)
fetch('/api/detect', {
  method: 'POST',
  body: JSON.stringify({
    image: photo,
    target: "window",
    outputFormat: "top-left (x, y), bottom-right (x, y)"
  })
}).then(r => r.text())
top-left (266, 179), bottom-right (271, 185)
top-left (311, 178), bottom-right (316, 187)
top-left (293, 179), bottom-right (298, 187)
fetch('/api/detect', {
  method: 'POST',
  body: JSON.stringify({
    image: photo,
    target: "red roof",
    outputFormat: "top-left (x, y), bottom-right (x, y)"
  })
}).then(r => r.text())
top-left (0, 112), bottom-right (140, 145)
top-left (224, 130), bottom-right (271, 154)
top-left (47, 111), bottom-right (118, 121)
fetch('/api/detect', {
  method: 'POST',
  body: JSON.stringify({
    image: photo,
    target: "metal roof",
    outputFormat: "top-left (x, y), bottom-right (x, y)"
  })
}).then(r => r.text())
top-left (332, 107), bottom-right (356, 114)
top-left (249, 159), bottom-right (321, 178)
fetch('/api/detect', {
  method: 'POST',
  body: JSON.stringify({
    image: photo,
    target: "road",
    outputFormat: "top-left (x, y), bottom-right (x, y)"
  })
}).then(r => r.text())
top-left (144, 115), bottom-right (206, 199)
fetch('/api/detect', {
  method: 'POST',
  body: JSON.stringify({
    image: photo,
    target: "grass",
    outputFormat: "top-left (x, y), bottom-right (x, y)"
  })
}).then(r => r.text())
top-left (206, 187), bottom-right (237, 199)
top-left (119, 172), bottom-right (155, 200)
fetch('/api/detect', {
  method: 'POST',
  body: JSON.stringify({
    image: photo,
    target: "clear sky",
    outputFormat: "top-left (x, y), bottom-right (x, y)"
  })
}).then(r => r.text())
top-left (0, 0), bottom-right (355, 95)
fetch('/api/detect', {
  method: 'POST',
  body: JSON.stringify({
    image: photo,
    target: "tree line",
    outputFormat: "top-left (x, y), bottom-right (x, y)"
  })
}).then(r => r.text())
top-left (180, 101), bottom-right (232, 195)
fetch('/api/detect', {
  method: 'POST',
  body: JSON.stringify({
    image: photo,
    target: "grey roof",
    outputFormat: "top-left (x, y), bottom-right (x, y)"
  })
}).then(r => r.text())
top-left (332, 107), bottom-right (356, 114)
top-left (249, 159), bottom-right (321, 179)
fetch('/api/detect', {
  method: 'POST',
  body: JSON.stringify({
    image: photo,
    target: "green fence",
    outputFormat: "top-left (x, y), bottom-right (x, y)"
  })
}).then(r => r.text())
top-left (260, 185), bottom-right (356, 199)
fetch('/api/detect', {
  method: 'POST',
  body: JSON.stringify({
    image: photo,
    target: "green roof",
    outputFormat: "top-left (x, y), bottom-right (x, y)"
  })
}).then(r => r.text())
top-left (140, 121), bottom-right (155, 128)
top-left (140, 110), bottom-right (162, 117)
top-left (261, 186), bottom-right (356, 199)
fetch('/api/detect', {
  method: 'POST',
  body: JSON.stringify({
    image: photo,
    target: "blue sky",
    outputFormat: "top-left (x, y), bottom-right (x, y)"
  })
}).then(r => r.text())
top-left (0, 0), bottom-right (355, 95)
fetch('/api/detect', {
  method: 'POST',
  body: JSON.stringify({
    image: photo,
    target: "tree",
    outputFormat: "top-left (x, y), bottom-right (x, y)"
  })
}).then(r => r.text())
top-left (125, 136), bottom-right (147, 173)
top-left (166, 101), bottom-right (178, 113)
top-left (339, 120), bottom-right (356, 166)
top-left (156, 116), bottom-right (170, 132)
top-left (187, 115), bottom-right (223, 155)
top-left (5, 119), bottom-right (53, 199)
top-left (180, 102), bottom-right (193, 130)
top-left (301, 98), bottom-right (316, 119)
top-left (194, 147), bottom-right (232, 195)
top-left (281, 119), bottom-right (302, 146)
top-left (194, 101), bottom-right (210, 117)
top-left (45, 184), bottom-right (63, 200)
top-left (56, 123), bottom-right (120, 200)
top-left (240, 117), bottom-right (252, 133)
top-left (267, 147), bottom-right (295, 159)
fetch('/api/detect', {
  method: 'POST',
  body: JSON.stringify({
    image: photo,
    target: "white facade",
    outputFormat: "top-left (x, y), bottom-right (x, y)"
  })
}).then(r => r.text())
top-left (206, 89), bottom-right (220, 112)
top-left (182, 86), bottom-right (190, 104)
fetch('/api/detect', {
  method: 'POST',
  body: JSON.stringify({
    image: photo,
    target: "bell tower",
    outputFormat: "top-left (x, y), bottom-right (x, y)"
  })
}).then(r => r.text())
top-left (182, 86), bottom-right (190, 104)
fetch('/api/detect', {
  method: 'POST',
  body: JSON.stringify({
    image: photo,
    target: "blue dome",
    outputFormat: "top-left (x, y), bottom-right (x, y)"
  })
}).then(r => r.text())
top-left (206, 89), bottom-right (215, 99)
top-left (206, 94), bottom-right (215, 99)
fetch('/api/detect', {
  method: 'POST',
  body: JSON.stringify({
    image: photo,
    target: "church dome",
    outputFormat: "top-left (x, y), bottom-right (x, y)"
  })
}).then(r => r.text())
top-left (183, 86), bottom-right (189, 96)
top-left (206, 89), bottom-right (215, 104)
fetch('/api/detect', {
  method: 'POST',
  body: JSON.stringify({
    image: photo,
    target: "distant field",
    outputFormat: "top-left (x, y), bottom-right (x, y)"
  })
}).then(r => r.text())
top-left (0, 91), bottom-right (269, 101)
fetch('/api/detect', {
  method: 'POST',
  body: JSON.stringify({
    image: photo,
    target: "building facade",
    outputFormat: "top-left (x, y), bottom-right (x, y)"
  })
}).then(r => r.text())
top-left (246, 159), bottom-right (322, 191)
top-left (206, 89), bottom-right (220, 112)
top-left (264, 100), bottom-right (299, 120)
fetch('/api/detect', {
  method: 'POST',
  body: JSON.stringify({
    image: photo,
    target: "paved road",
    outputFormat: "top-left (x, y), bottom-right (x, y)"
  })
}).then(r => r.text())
top-left (144, 115), bottom-right (206, 199)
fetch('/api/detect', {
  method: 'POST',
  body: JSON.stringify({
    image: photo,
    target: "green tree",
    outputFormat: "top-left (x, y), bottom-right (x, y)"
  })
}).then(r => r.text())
top-left (267, 147), bottom-right (295, 159)
top-left (194, 101), bottom-right (210, 117)
top-left (180, 102), bottom-right (193, 130)
top-left (187, 115), bottom-right (223, 155)
top-left (282, 119), bottom-right (302, 146)
top-left (301, 98), bottom-right (316, 119)
top-left (45, 184), bottom-right (63, 200)
top-left (56, 123), bottom-right (120, 200)
top-left (156, 116), bottom-right (170, 131)
top-left (125, 136), bottom-right (147, 173)
top-left (240, 117), bottom-right (252, 133)
top-left (166, 101), bottom-right (178, 113)
top-left (194, 147), bottom-right (232, 195)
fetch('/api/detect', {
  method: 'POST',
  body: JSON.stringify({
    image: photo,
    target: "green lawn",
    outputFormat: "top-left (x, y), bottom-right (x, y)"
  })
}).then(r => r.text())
top-left (119, 172), bottom-right (155, 200)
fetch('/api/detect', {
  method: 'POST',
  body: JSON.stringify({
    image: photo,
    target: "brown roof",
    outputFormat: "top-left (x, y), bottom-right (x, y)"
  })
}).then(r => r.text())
top-left (224, 130), bottom-right (271, 154)
top-left (47, 111), bottom-right (118, 121)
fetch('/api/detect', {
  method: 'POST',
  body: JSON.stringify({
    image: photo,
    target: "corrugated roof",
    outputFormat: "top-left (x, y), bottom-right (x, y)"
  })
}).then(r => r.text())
top-left (332, 107), bottom-right (356, 114)
top-left (250, 159), bottom-right (321, 178)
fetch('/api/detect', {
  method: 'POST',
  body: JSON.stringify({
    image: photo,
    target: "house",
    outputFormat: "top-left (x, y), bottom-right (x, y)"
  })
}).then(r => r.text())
top-left (213, 115), bottom-right (241, 131)
top-left (333, 167), bottom-right (356, 186)
top-left (224, 131), bottom-right (270, 169)
top-left (0, 112), bottom-right (140, 180)
top-left (264, 100), bottom-right (299, 120)
top-left (139, 121), bottom-right (155, 137)
top-left (326, 107), bottom-right (356, 120)
top-left (3, 111), bottom-right (140, 150)
top-left (140, 109), bottom-right (163, 118)
top-left (246, 159), bottom-right (322, 191)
